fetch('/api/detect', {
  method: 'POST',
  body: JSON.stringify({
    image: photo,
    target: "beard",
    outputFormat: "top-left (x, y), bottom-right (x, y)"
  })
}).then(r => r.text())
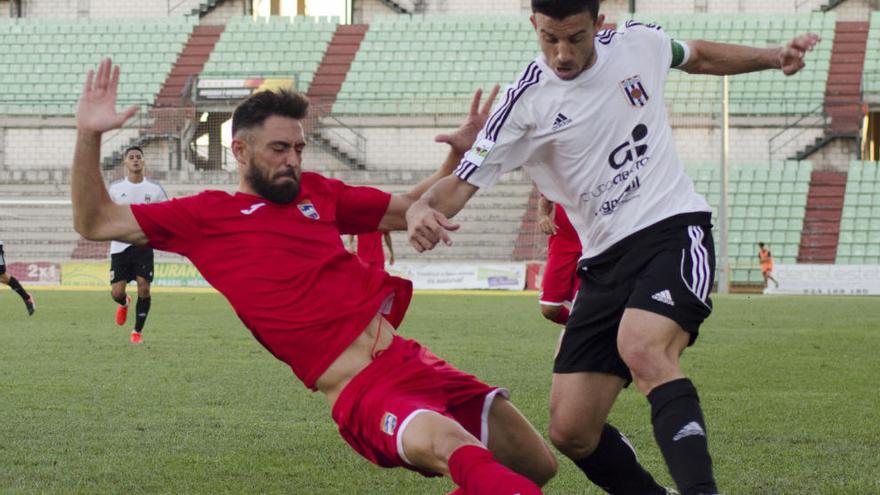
top-left (245, 160), bottom-right (300, 204)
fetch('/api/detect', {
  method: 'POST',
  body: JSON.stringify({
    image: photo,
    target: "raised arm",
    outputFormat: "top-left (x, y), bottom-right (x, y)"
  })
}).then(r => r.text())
top-left (679, 33), bottom-right (820, 76)
top-left (376, 84), bottom-right (499, 232)
top-left (72, 58), bottom-right (146, 243)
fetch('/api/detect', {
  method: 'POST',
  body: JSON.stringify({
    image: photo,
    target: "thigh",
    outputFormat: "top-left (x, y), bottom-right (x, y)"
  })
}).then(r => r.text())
top-left (133, 248), bottom-right (154, 282)
top-left (555, 269), bottom-right (631, 381)
top-left (110, 252), bottom-right (133, 284)
top-left (626, 225), bottom-right (715, 339)
top-left (484, 396), bottom-right (557, 485)
top-left (549, 372), bottom-right (624, 439)
top-left (541, 249), bottom-right (581, 305)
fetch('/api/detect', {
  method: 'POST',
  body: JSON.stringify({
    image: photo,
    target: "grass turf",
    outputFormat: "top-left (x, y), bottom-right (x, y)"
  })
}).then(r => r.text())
top-left (1, 290), bottom-right (879, 494)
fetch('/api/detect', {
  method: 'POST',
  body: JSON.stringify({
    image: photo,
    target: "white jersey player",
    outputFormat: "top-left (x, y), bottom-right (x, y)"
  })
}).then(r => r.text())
top-left (107, 146), bottom-right (168, 343)
top-left (406, 1), bottom-right (820, 494)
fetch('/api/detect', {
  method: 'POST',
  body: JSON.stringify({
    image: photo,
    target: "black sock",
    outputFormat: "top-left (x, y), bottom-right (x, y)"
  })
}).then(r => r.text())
top-left (648, 378), bottom-right (718, 495)
top-left (573, 423), bottom-right (666, 494)
top-left (134, 297), bottom-right (151, 332)
top-left (113, 293), bottom-right (128, 306)
top-left (8, 277), bottom-right (29, 301)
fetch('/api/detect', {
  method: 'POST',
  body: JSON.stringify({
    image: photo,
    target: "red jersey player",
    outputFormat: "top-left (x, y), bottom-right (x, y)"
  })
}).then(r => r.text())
top-left (537, 195), bottom-right (582, 325)
top-left (348, 231), bottom-right (395, 270)
top-left (71, 59), bottom-right (556, 494)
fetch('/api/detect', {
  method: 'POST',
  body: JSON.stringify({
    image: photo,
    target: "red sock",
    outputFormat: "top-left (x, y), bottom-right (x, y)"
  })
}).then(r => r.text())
top-left (448, 445), bottom-right (542, 495)
top-left (551, 307), bottom-right (570, 325)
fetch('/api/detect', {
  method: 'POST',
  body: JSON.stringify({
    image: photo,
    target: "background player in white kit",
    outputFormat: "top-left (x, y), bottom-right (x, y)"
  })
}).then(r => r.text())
top-left (108, 146), bottom-right (168, 343)
top-left (406, 1), bottom-right (820, 493)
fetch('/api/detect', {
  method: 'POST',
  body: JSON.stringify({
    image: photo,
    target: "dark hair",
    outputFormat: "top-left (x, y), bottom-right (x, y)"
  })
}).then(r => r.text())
top-left (758, 242), bottom-right (765, 248)
top-left (531, 0), bottom-right (599, 20)
top-left (124, 146), bottom-right (143, 157)
top-left (232, 89), bottom-right (310, 136)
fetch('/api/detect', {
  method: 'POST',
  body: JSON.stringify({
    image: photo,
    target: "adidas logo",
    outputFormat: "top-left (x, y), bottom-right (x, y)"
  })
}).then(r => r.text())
top-left (552, 113), bottom-right (572, 131)
top-left (673, 421), bottom-right (706, 442)
top-left (651, 289), bottom-right (675, 306)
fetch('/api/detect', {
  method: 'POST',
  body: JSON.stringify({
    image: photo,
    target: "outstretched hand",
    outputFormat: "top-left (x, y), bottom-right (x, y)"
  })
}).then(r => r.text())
top-left (77, 58), bottom-right (139, 133)
top-left (779, 33), bottom-right (821, 76)
top-left (434, 84), bottom-right (501, 155)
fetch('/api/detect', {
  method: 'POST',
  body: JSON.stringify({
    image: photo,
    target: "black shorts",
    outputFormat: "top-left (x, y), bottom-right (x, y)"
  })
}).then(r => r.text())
top-left (110, 246), bottom-right (154, 284)
top-left (554, 213), bottom-right (715, 383)
top-left (0, 245), bottom-right (6, 275)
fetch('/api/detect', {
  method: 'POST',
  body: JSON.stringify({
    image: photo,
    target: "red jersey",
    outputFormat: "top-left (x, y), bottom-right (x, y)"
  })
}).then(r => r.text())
top-left (549, 204), bottom-right (581, 255)
top-left (356, 231), bottom-right (385, 265)
top-left (130, 172), bottom-right (413, 390)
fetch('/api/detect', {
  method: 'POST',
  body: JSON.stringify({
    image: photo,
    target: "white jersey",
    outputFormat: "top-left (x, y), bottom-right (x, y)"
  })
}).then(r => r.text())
top-left (456, 21), bottom-right (710, 260)
top-left (108, 177), bottom-right (168, 255)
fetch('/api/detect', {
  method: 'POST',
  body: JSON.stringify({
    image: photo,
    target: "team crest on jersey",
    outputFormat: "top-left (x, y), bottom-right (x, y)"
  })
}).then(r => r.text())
top-left (297, 201), bottom-right (320, 220)
top-left (620, 75), bottom-right (649, 107)
top-left (381, 412), bottom-right (398, 436)
top-left (144, 194), bottom-right (152, 203)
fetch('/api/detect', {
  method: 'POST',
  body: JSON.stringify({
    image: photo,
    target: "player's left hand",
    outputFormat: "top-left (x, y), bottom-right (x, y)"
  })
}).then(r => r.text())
top-left (779, 33), bottom-right (820, 76)
top-left (434, 84), bottom-right (501, 156)
top-left (77, 58), bottom-right (140, 133)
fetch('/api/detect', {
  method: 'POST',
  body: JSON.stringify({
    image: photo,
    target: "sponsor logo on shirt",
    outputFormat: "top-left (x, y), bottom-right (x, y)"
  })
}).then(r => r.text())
top-left (582, 124), bottom-right (652, 211)
top-left (620, 75), bottom-right (650, 107)
top-left (381, 412), bottom-right (398, 436)
top-left (240, 202), bottom-right (267, 215)
top-left (464, 138), bottom-right (496, 166)
top-left (608, 124), bottom-right (649, 170)
top-left (552, 113), bottom-right (572, 131)
top-left (297, 201), bottom-right (320, 220)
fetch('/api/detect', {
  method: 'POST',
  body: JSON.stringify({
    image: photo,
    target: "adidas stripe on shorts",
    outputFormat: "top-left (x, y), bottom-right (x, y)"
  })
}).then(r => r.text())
top-left (554, 212), bottom-right (715, 385)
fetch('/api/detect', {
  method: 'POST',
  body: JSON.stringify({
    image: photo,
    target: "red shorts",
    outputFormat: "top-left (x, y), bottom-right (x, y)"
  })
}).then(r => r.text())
top-left (540, 248), bottom-right (581, 306)
top-left (331, 335), bottom-right (506, 476)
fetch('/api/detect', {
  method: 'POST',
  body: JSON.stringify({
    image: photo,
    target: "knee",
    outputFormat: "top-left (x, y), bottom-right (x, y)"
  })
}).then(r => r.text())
top-left (548, 421), bottom-right (602, 459)
top-left (110, 286), bottom-right (126, 301)
top-left (540, 305), bottom-right (561, 321)
top-left (137, 283), bottom-right (151, 299)
top-left (530, 452), bottom-right (558, 486)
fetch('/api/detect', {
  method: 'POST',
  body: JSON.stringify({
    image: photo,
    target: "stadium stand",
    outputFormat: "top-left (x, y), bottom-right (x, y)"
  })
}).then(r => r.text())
top-left (0, 16), bottom-right (197, 115)
top-left (333, 13), bottom-right (836, 116)
top-left (634, 13), bottom-right (836, 115)
top-left (837, 161), bottom-right (880, 263)
top-left (685, 161), bottom-right (812, 283)
top-left (200, 15), bottom-right (339, 92)
top-left (333, 15), bottom-right (535, 115)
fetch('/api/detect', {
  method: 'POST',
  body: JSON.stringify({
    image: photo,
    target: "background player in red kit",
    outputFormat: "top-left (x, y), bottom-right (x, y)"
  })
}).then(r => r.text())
top-left (71, 59), bottom-right (556, 495)
top-left (536, 195), bottom-right (581, 325)
top-left (348, 231), bottom-right (395, 270)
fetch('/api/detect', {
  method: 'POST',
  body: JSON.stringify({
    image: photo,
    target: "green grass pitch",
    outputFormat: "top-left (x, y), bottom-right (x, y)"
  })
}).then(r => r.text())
top-left (2, 290), bottom-right (879, 494)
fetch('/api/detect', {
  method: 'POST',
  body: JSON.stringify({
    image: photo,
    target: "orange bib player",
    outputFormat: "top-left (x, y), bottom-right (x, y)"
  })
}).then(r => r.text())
top-left (758, 242), bottom-right (779, 289)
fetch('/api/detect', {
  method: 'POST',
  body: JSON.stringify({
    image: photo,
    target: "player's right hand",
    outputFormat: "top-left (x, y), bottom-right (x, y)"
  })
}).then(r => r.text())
top-left (406, 201), bottom-right (460, 252)
top-left (538, 215), bottom-right (558, 236)
top-left (77, 58), bottom-right (140, 133)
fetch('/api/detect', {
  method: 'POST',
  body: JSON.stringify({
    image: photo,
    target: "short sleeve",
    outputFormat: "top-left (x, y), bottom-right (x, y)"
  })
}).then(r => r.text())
top-left (335, 184), bottom-right (392, 235)
top-left (624, 21), bottom-right (674, 73)
top-left (130, 194), bottom-right (203, 255)
top-left (454, 63), bottom-right (541, 189)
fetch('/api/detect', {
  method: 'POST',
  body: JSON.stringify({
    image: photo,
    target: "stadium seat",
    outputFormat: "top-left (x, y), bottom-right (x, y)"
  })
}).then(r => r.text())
top-left (0, 16), bottom-right (197, 115)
